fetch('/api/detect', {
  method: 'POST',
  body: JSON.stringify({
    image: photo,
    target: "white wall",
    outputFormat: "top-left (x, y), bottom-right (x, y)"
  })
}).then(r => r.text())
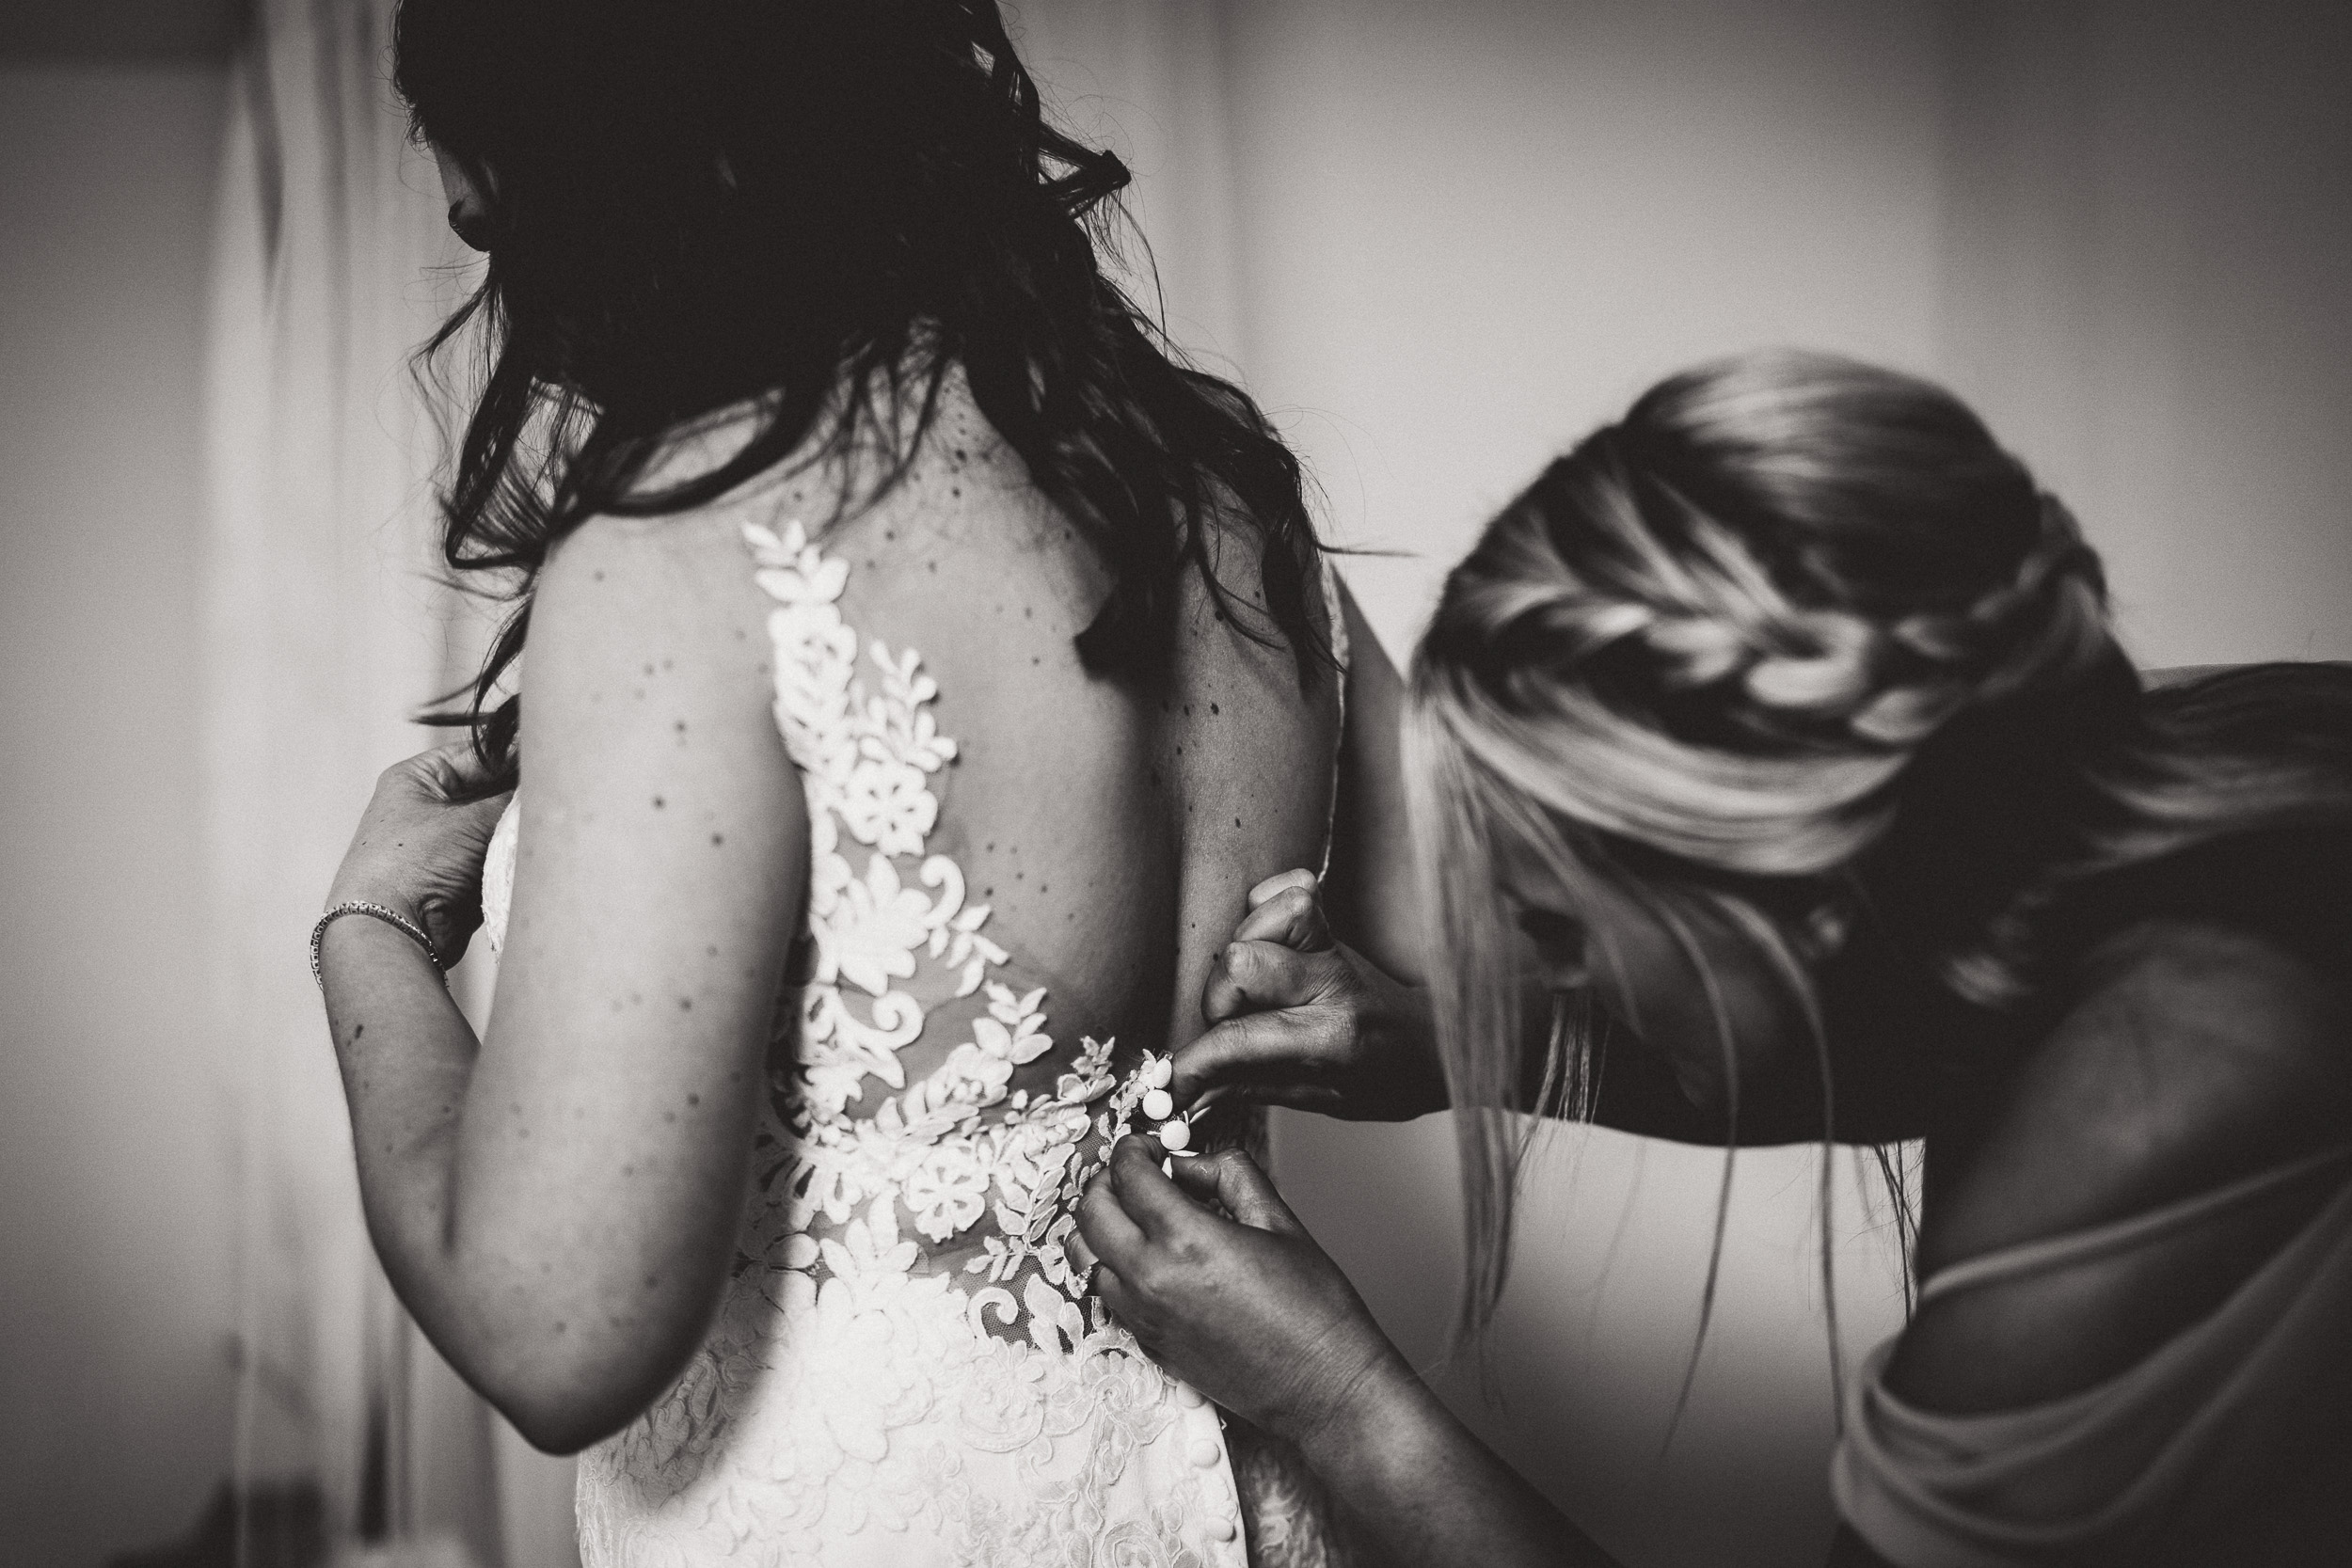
top-left (1222, 0), bottom-right (1951, 647)
top-left (1939, 0), bottom-right (2352, 667)
top-left (0, 62), bottom-right (234, 1568)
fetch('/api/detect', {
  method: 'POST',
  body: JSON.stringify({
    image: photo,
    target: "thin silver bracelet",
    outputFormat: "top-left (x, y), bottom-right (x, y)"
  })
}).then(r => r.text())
top-left (310, 900), bottom-right (442, 990)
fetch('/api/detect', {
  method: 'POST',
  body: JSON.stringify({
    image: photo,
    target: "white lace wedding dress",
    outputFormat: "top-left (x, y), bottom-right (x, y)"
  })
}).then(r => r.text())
top-left (480, 493), bottom-right (1350, 1567)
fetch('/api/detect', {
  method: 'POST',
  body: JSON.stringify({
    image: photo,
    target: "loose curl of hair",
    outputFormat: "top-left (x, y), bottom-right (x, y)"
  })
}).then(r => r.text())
top-left (394, 0), bottom-right (1326, 784)
top-left (1407, 349), bottom-right (2352, 1397)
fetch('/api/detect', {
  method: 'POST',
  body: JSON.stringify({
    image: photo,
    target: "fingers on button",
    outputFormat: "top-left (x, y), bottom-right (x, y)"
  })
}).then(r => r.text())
top-left (1246, 867), bottom-right (1318, 909)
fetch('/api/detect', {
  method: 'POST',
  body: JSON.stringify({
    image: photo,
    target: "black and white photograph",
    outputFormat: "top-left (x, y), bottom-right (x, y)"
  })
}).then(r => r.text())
top-left (4, 2), bottom-right (2348, 1565)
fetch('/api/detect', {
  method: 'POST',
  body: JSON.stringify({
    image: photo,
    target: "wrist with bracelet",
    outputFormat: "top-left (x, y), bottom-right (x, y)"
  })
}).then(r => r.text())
top-left (310, 899), bottom-right (443, 990)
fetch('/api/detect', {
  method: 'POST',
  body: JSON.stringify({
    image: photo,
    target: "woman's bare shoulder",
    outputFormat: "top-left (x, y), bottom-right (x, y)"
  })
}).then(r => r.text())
top-left (532, 505), bottom-right (781, 709)
top-left (1893, 920), bottom-right (2350, 1413)
top-left (1936, 921), bottom-right (2349, 1258)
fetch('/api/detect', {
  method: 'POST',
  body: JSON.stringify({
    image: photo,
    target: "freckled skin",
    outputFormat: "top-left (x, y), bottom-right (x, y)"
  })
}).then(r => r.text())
top-left (323, 373), bottom-right (1343, 1454)
top-left (777, 386), bottom-right (1344, 1101)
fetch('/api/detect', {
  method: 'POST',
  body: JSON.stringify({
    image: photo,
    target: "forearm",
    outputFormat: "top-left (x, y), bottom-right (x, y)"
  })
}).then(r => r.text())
top-left (319, 915), bottom-right (744, 1448)
top-left (1324, 581), bottom-right (1427, 991)
top-left (1298, 1355), bottom-right (1621, 1568)
top-left (319, 916), bottom-right (495, 1348)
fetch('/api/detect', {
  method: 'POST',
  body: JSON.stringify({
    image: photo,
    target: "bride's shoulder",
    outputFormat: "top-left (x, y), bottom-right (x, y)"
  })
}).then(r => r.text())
top-left (526, 499), bottom-right (787, 773)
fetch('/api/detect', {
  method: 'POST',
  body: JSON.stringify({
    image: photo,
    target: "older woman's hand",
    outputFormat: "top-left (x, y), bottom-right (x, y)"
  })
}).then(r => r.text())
top-left (1169, 869), bottom-right (1448, 1120)
top-left (1075, 1138), bottom-right (1407, 1446)
top-left (1080, 1139), bottom-right (1617, 1568)
top-left (326, 742), bottom-right (513, 968)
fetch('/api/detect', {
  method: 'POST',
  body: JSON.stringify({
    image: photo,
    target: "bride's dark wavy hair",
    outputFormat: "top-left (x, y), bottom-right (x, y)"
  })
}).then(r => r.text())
top-left (394, 0), bottom-right (1325, 785)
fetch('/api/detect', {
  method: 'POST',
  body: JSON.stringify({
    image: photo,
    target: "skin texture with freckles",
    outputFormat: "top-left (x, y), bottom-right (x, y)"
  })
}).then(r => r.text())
top-left (320, 383), bottom-right (1350, 1452)
top-left (326, 503), bottom-right (805, 1450)
top-left (790, 400), bottom-right (1344, 1090)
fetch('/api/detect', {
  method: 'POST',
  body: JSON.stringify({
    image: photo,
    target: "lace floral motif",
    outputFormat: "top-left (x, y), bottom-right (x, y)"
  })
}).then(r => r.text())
top-left (505, 516), bottom-right (1257, 1565)
top-left (742, 520), bottom-right (1160, 1316)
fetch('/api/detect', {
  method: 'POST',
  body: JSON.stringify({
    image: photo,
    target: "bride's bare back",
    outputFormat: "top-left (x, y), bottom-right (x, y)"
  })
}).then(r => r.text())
top-left (714, 374), bottom-right (1344, 1280)
top-left (814, 384), bottom-right (1343, 1096)
top-left (483, 370), bottom-right (1346, 1563)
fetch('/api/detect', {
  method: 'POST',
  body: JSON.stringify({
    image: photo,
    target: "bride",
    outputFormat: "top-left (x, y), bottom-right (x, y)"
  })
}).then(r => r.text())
top-left (312, 2), bottom-right (1375, 1561)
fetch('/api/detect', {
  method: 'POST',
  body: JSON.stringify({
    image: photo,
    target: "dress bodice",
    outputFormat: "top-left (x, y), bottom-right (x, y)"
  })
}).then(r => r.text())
top-left (480, 465), bottom-right (1351, 1563)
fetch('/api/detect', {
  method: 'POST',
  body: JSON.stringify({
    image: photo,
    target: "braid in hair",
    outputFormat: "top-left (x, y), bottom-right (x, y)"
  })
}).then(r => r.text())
top-left (1598, 486), bottom-right (2113, 751)
top-left (1422, 362), bottom-right (2122, 884)
top-left (1414, 348), bottom-right (2352, 1378)
top-left (1407, 349), bottom-right (2141, 1354)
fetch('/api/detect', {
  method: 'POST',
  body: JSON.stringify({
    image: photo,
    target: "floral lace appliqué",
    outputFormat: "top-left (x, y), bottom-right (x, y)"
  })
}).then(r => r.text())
top-left (553, 518), bottom-right (1253, 1567)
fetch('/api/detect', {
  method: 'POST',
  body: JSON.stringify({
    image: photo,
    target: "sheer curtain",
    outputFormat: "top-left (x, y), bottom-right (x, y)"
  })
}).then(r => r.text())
top-left (204, 2), bottom-right (569, 1563)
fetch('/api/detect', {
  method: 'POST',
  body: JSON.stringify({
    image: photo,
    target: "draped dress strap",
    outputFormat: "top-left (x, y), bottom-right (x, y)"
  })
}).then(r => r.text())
top-left (1831, 1145), bottom-right (2352, 1567)
top-left (1317, 553), bottom-right (1351, 877)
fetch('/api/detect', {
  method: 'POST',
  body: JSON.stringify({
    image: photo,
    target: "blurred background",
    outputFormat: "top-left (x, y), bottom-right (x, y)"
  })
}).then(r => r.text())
top-left (2, 2), bottom-right (2346, 1566)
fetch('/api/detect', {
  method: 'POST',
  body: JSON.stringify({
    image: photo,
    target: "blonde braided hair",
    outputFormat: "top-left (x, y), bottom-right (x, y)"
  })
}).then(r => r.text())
top-left (1424, 369), bottom-right (2116, 881)
top-left (1407, 349), bottom-right (2129, 1350)
top-left (1413, 349), bottom-right (2352, 1374)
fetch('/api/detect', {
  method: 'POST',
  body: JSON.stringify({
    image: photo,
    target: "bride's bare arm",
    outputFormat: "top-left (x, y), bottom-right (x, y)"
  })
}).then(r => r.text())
top-left (1163, 578), bottom-right (1454, 1121)
top-left (1320, 581), bottom-right (1425, 988)
top-left (320, 514), bottom-right (803, 1452)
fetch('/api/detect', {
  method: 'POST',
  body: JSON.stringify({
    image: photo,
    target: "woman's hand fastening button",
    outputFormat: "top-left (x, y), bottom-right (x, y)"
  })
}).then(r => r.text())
top-left (1073, 1138), bottom-right (1408, 1448)
top-left (1168, 869), bottom-right (1449, 1122)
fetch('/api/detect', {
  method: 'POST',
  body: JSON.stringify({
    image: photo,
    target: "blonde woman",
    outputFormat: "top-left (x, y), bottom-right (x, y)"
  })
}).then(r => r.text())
top-left (1077, 351), bottom-right (2352, 1566)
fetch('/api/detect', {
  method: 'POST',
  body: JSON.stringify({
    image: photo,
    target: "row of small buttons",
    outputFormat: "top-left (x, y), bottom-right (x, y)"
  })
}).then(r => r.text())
top-left (1175, 1383), bottom-right (1241, 1547)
